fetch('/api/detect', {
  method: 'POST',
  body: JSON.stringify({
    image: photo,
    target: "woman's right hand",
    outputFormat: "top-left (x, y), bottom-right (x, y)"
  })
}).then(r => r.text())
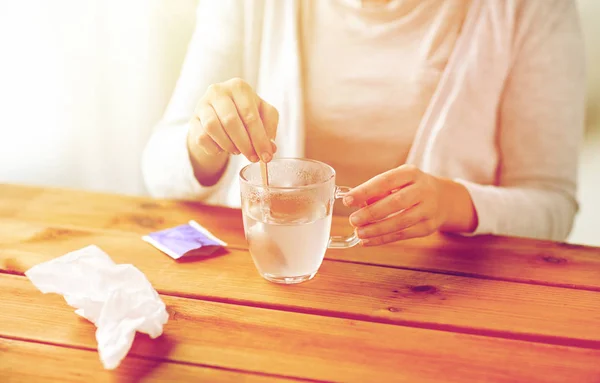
top-left (188, 78), bottom-right (279, 164)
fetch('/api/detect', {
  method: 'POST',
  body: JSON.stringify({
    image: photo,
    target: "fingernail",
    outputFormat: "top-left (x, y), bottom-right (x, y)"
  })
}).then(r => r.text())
top-left (360, 239), bottom-right (369, 246)
top-left (343, 196), bottom-right (354, 206)
top-left (356, 228), bottom-right (366, 238)
top-left (350, 214), bottom-right (361, 226)
top-left (249, 155), bottom-right (259, 163)
top-left (261, 152), bottom-right (272, 163)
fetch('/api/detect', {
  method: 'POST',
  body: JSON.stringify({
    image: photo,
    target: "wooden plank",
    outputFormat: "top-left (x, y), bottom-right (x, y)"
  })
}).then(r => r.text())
top-left (4, 184), bottom-right (600, 291)
top-left (2, 275), bottom-right (600, 383)
top-left (327, 234), bottom-right (600, 291)
top-left (3, 185), bottom-right (247, 247)
top-left (1, 220), bottom-right (599, 348)
top-left (0, 338), bottom-right (289, 383)
top-left (0, 184), bottom-right (44, 218)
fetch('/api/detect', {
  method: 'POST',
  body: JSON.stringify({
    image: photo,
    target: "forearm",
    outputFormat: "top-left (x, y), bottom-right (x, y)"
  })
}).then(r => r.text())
top-left (452, 181), bottom-right (577, 241)
top-left (438, 178), bottom-right (478, 234)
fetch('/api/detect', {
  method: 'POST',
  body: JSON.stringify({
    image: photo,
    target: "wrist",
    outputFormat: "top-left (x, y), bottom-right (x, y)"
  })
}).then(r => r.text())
top-left (186, 131), bottom-right (229, 187)
top-left (437, 177), bottom-right (478, 233)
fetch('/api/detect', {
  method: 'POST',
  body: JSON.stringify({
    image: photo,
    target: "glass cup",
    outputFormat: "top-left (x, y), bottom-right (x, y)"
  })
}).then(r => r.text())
top-left (239, 158), bottom-right (360, 284)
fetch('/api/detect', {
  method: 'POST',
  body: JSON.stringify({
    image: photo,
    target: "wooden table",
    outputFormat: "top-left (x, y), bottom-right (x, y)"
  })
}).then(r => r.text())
top-left (1, 184), bottom-right (599, 382)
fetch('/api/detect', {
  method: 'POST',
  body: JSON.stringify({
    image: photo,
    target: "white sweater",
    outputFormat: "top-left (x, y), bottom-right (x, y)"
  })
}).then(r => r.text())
top-left (142, 0), bottom-right (585, 241)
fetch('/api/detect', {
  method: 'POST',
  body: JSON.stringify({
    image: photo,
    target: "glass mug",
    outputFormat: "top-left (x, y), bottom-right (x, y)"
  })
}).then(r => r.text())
top-left (239, 158), bottom-right (360, 284)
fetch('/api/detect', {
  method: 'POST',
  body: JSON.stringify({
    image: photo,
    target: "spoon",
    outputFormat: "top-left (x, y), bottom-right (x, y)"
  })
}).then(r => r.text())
top-left (260, 161), bottom-right (269, 186)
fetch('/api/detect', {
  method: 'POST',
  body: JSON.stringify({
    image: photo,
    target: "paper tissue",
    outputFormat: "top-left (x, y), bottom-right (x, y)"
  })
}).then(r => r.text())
top-left (25, 245), bottom-right (169, 370)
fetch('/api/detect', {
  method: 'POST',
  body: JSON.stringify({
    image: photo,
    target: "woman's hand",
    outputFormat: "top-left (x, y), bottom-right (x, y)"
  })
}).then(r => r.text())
top-left (188, 78), bottom-right (279, 163)
top-left (343, 165), bottom-right (478, 246)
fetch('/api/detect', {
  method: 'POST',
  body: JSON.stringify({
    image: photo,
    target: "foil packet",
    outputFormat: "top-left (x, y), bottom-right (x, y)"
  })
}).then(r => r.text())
top-left (142, 220), bottom-right (227, 260)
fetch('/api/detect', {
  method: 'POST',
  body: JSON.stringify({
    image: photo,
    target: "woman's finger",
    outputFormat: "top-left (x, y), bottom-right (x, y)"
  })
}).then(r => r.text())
top-left (356, 203), bottom-right (425, 239)
top-left (195, 104), bottom-right (238, 154)
top-left (198, 132), bottom-right (223, 155)
top-left (344, 165), bottom-right (420, 207)
top-left (350, 184), bottom-right (422, 226)
top-left (189, 116), bottom-right (222, 155)
top-left (230, 83), bottom-right (272, 162)
top-left (192, 107), bottom-right (224, 155)
top-left (211, 97), bottom-right (258, 161)
top-left (361, 220), bottom-right (436, 246)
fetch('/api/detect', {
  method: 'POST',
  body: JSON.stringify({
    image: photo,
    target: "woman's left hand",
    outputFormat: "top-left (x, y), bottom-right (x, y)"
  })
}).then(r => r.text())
top-left (343, 165), bottom-right (477, 246)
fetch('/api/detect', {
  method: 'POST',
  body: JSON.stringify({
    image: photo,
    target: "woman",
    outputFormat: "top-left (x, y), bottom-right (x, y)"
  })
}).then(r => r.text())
top-left (142, 0), bottom-right (585, 244)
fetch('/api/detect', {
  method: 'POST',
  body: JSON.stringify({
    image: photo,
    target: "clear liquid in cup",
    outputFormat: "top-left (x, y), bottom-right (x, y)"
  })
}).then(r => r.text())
top-left (243, 203), bottom-right (332, 283)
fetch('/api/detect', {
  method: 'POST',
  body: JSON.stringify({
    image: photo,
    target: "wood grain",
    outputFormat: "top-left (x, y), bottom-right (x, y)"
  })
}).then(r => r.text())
top-left (327, 234), bottom-right (600, 291)
top-left (2, 275), bottom-right (600, 383)
top-left (2, 184), bottom-right (599, 291)
top-left (0, 184), bottom-right (43, 218)
top-left (1, 219), bottom-right (599, 348)
top-left (2, 184), bottom-right (246, 246)
top-left (0, 338), bottom-right (291, 383)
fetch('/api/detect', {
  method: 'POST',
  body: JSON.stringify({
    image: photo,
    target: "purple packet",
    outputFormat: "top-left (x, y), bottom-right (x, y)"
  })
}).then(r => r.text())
top-left (142, 220), bottom-right (227, 260)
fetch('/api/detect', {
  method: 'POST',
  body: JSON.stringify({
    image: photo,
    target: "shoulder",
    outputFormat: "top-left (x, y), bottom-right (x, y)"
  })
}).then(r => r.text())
top-left (482, 0), bottom-right (583, 60)
top-left (511, 0), bottom-right (580, 40)
top-left (513, 0), bottom-right (578, 17)
top-left (194, 0), bottom-right (269, 20)
top-left (194, 0), bottom-right (245, 21)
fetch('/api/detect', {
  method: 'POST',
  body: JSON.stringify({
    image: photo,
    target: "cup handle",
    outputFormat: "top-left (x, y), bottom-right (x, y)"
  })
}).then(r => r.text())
top-left (328, 186), bottom-right (361, 249)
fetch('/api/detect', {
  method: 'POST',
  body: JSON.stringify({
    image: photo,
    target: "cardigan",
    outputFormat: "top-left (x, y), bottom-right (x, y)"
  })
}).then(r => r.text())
top-left (142, 0), bottom-right (585, 241)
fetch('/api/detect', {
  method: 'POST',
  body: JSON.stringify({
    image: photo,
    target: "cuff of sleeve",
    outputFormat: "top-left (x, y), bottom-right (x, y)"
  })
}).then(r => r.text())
top-left (452, 179), bottom-right (500, 237)
top-left (142, 122), bottom-right (228, 201)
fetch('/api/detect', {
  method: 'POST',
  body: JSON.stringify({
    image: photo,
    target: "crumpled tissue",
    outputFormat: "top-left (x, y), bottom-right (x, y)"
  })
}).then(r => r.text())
top-left (25, 245), bottom-right (169, 370)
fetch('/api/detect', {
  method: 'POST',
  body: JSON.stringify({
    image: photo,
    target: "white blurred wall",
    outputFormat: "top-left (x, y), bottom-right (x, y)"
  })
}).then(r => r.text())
top-left (570, 0), bottom-right (600, 246)
top-left (0, 0), bottom-right (198, 195)
top-left (577, 0), bottom-right (600, 131)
